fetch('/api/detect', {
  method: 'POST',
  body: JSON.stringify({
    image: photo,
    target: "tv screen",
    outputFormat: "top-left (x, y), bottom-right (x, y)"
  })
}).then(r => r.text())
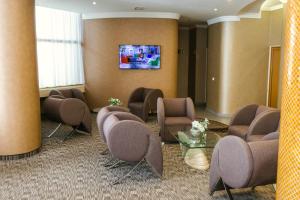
top-left (119, 45), bottom-right (160, 69)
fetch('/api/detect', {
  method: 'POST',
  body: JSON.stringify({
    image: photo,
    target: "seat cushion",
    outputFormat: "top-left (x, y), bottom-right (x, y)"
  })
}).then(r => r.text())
top-left (164, 98), bottom-right (186, 117)
top-left (228, 125), bottom-right (249, 139)
top-left (246, 135), bottom-right (265, 142)
top-left (165, 117), bottom-right (192, 126)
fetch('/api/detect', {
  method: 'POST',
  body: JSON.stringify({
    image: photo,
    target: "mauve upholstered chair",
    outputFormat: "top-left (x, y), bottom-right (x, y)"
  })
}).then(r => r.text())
top-left (96, 106), bottom-right (129, 144)
top-left (43, 90), bottom-right (92, 140)
top-left (157, 97), bottom-right (195, 142)
top-left (49, 88), bottom-right (88, 104)
top-left (209, 135), bottom-right (279, 200)
top-left (128, 87), bottom-right (164, 121)
top-left (228, 104), bottom-right (280, 141)
top-left (102, 112), bottom-right (163, 184)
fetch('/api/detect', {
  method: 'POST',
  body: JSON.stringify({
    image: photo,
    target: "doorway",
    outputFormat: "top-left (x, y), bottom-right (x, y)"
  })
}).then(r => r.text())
top-left (267, 46), bottom-right (281, 108)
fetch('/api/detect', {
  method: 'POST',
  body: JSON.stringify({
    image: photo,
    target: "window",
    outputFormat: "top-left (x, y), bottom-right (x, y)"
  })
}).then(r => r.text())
top-left (35, 7), bottom-right (85, 88)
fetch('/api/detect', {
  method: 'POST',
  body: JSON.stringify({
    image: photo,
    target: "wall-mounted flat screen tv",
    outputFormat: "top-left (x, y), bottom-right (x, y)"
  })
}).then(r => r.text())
top-left (119, 45), bottom-right (160, 69)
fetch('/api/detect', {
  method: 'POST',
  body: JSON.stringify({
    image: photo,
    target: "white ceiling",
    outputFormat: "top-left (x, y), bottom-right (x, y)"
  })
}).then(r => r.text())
top-left (36, 0), bottom-right (259, 23)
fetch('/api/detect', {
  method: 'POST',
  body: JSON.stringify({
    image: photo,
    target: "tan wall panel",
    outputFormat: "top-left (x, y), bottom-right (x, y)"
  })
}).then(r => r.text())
top-left (84, 19), bottom-right (178, 109)
top-left (0, 0), bottom-right (41, 155)
top-left (207, 11), bottom-right (284, 115)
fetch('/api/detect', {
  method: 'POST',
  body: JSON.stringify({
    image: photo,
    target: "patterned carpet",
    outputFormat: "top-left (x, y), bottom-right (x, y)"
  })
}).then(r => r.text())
top-left (0, 114), bottom-right (275, 200)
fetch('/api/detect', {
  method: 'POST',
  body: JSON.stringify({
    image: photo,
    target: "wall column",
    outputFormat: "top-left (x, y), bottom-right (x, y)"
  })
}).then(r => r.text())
top-left (0, 0), bottom-right (41, 158)
top-left (276, 0), bottom-right (300, 198)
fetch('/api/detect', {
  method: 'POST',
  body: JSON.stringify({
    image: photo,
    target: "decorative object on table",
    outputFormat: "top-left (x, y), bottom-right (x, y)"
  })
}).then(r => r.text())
top-left (190, 118), bottom-right (209, 143)
top-left (108, 97), bottom-right (122, 106)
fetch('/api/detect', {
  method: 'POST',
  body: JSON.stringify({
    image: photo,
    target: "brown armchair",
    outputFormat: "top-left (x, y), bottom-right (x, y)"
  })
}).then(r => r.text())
top-left (157, 97), bottom-right (195, 142)
top-left (228, 104), bottom-right (280, 141)
top-left (102, 112), bottom-right (163, 184)
top-left (43, 89), bottom-right (92, 140)
top-left (209, 135), bottom-right (279, 200)
top-left (49, 88), bottom-right (88, 104)
top-left (128, 87), bottom-right (163, 121)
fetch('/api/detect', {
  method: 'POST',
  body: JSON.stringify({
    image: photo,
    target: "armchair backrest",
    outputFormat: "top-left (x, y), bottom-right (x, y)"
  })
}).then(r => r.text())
top-left (49, 89), bottom-right (87, 104)
top-left (163, 98), bottom-right (187, 117)
top-left (255, 105), bottom-right (276, 117)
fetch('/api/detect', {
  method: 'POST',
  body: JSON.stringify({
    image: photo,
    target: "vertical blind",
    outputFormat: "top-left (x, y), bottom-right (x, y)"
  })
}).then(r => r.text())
top-left (35, 6), bottom-right (85, 88)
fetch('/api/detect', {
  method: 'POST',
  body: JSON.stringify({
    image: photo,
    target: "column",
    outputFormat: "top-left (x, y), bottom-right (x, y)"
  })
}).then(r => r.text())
top-left (0, 0), bottom-right (41, 158)
top-left (276, 0), bottom-right (300, 198)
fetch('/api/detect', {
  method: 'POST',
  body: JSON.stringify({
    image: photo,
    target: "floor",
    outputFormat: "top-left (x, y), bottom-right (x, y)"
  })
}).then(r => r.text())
top-left (0, 112), bottom-right (274, 200)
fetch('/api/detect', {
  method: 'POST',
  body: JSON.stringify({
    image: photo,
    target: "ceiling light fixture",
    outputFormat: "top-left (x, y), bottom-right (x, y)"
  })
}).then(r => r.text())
top-left (213, 8), bottom-right (218, 12)
top-left (134, 7), bottom-right (145, 11)
top-left (92, 1), bottom-right (97, 5)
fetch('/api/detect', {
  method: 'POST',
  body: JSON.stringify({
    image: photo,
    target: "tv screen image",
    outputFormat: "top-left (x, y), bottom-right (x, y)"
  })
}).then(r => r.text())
top-left (119, 45), bottom-right (160, 69)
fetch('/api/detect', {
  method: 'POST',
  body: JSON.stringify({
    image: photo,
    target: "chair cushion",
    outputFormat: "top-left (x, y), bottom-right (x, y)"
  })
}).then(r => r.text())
top-left (228, 125), bottom-right (249, 139)
top-left (246, 135), bottom-right (265, 142)
top-left (165, 117), bottom-right (192, 126)
top-left (164, 98), bottom-right (186, 117)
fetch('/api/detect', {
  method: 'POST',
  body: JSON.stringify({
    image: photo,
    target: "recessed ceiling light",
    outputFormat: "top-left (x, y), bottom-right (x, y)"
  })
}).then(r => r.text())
top-left (92, 1), bottom-right (97, 5)
top-left (213, 8), bottom-right (218, 12)
top-left (134, 7), bottom-right (145, 11)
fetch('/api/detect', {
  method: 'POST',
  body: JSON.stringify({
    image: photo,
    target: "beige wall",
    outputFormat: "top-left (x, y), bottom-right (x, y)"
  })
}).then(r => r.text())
top-left (84, 19), bottom-right (178, 109)
top-left (0, 0), bottom-right (41, 155)
top-left (207, 10), bottom-right (284, 115)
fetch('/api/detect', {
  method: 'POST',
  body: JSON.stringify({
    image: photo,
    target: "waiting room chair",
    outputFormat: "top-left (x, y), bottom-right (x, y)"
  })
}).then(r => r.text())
top-left (128, 87), bottom-right (163, 121)
top-left (209, 135), bottom-right (278, 200)
top-left (157, 97), bottom-right (195, 142)
top-left (102, 112), bottom-right (163, 184)
top-left (43, 89), bottom-right (92, 140)
top-left (228, 104), bottom-right (280, 141)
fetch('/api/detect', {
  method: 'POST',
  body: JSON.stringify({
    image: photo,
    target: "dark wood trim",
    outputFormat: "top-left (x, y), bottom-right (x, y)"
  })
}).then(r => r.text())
top-left (0, 147), bottom-right (41, 161)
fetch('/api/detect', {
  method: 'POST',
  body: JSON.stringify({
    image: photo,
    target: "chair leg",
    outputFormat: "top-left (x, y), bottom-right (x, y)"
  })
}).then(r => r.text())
top-left (104, 158), bottom-right (118, 167)
top-left (251, 186), bottom-right (256, 191)
top-left (111, 159), bottom-right (144, 185)
top-left (62, 129), bottom-right (76, 142)
top-left (48, 123), bottom-right (62, 138)
top-left (222, 180), bottom-right (234, 200)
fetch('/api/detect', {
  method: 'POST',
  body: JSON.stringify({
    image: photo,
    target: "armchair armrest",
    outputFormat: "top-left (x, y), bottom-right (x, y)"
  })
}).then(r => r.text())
top-left (248, 139), bottom-right (278, 186)
top-left (186, 97), bottom-right (195, 120)
top-left (107, 120), bottom-right (151, 162)
top-left (247, 110), bottom-right (280, 138)
top-left (229, 104), bottom-right (259, 126)
top-left (128, 87), bottom-right (144, 105)
top-left (71, 88), bottom-right (87, 104)
top-left (157, 97), bottom-right (165, 130)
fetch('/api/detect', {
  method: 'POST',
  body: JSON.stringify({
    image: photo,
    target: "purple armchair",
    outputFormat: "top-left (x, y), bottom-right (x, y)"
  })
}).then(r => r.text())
top-left (228, 104), bottom-right (280, 141)
top-left (209, 135), bottom-right (279, 199)
top-left (102, 112), bottom-right (163, 184)
top-left (43, 91), bottom-right (92, 140)
top-left (128, 87), bottom-right (164, 121)
top-left (157, 97), bottom-right (195, 142)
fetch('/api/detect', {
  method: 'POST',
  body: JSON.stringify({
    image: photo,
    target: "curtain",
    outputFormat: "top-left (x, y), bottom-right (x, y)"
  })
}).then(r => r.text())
top-left (35, 6), bottom-right (85, 88)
